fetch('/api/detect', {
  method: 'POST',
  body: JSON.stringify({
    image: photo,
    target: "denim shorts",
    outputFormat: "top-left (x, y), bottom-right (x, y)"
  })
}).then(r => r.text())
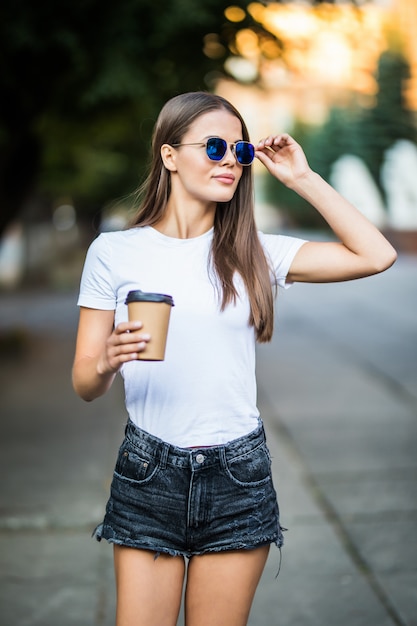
top-left (94, 419), bottom-right (284, 557)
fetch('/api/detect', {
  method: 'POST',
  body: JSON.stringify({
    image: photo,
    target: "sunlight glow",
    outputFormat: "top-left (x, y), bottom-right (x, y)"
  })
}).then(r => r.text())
top-left (235, 29), bottom-right (260, 60)
top-left (258, 2), bottom-right (387, 94)
top-left (224, 6), bottom-right (246, 23)
top-left (216, 1), bottom-right (417, 112)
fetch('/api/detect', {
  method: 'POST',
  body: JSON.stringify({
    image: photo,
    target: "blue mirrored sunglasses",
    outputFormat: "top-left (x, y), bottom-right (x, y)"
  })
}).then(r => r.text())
top-left (171, 137), bottom-right (255, 166)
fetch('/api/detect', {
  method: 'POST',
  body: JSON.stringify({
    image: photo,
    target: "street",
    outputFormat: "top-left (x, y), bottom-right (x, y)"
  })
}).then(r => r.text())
top-left (0, 253), bottom-right (416, 625)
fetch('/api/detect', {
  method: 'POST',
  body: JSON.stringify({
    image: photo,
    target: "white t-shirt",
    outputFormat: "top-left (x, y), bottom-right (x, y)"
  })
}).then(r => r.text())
top-left (77, 226), bottom-right (306, 447)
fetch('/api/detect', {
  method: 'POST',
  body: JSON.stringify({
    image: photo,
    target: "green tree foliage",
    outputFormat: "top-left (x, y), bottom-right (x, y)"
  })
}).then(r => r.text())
top-left (0, 0), bottom-right (251, 235)
top-left (316, 51), bottom-right (417, 197)
top-left (356, 50), bottom-right (417, 191)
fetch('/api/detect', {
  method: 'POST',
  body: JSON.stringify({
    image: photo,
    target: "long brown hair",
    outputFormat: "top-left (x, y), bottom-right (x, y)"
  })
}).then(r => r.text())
top-left (129, 92), bottom-right (275, 342)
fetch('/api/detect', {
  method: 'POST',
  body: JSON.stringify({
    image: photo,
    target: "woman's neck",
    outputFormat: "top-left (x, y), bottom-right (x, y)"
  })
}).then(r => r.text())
top-left (153, 200), bottom-right (216, 239)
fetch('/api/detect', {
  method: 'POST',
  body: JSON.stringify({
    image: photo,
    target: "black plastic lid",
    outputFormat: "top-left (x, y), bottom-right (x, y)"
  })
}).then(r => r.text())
top-left (125, 290), bottom-right (174, 306)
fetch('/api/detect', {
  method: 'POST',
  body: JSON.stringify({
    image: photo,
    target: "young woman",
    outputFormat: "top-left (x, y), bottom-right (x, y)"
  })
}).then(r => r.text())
top-left (72, 91), bottom-right (396, 626)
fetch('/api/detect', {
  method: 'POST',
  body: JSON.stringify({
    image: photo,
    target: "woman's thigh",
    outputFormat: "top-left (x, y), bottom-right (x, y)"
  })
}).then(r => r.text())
top-left (114, 545), bottom-right (185, 626)
top-left (184, 545), bottom-right (270, 626)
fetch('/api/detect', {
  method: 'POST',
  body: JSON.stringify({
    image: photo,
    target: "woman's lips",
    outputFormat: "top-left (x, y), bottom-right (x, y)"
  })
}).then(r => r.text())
top-left (213, 174), bottom-right (236, 184)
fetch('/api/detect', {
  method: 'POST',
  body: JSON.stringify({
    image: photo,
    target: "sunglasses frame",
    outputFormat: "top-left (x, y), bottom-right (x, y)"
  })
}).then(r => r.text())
top-left (171, 137), bottom-right (255, 166)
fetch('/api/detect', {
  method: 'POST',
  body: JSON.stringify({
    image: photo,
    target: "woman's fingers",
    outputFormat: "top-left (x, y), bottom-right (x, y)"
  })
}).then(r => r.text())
top-left (106, 322), bottom-right (151, 366)
top-left (114, 320), bottom-right (144, 334)
top-left (256, 133), bottom-right (292, 150)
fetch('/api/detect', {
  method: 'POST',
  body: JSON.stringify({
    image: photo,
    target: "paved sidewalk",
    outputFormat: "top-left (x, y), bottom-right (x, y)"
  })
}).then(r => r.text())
top-left (0, 253), bottom-right (416, 625)
top-left (255, 253), bottom-right (417, 626)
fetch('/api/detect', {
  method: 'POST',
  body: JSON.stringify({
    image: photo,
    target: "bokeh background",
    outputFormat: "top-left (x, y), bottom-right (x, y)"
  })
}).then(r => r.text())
top-left (1, 2), bottom-right (417, 625)
top-left (1, 0), bottom-right (417, 289)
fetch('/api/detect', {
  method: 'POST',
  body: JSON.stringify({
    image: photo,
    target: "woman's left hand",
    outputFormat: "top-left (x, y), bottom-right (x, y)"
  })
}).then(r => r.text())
top-left (255, 134), bottom-right (311, 188)
top-left (255, 134), bottom-right (396, 283)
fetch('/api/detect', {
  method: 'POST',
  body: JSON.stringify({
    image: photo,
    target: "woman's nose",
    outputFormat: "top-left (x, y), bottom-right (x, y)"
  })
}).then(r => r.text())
top-left (222, 144), bottom-right (236, 165)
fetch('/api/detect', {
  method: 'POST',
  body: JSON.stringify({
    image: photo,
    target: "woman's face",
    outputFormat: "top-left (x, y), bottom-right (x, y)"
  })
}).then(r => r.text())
top-left (168, 109), bottom-right (245, 206)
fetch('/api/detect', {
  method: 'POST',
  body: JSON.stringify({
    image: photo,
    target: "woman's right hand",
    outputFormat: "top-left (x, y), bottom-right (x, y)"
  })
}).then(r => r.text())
top-left (97, 321), bottom-right (151, 375)
top-left (73, 308), bottom-right (151, 401)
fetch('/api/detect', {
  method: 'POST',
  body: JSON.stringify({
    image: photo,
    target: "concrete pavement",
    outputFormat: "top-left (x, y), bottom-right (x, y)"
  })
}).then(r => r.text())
top-left (0, 253), bottom-right (416, 625)
top-left (255, 253), bottom-right (417, 626)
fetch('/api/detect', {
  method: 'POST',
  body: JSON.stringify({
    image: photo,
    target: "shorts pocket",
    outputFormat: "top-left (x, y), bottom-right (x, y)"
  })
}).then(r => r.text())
top-left (224, 443), bottom-right (272, 487)
top-left (114, 440), bottom-right (159, 484)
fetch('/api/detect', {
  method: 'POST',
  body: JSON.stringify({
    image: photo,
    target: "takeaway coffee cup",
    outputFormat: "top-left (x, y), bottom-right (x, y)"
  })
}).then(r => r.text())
top-left (125, 290), bottom-right (174, 361)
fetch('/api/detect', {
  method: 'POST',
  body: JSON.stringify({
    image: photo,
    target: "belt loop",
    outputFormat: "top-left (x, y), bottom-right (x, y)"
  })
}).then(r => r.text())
top-left (219, 446), bottom-right (227, 470)
top-left (160, 442), bottom-right (169, 469)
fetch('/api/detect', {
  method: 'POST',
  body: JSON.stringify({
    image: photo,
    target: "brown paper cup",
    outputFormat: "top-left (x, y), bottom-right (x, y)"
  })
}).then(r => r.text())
top-left (125, 290), bottom-right (174, 361)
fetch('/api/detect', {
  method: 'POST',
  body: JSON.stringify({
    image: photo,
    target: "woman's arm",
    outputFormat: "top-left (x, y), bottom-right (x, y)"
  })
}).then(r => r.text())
top-left (72, 307), bottom-right (150, 402)
top-left (255, 134), bottom-right (397, 283)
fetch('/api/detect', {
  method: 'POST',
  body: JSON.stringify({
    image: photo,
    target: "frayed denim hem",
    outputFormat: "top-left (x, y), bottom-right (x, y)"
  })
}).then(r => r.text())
top-left (92, 523), bottom-right (186, 557)
top-left (92, 522), bottom-right (283, 561)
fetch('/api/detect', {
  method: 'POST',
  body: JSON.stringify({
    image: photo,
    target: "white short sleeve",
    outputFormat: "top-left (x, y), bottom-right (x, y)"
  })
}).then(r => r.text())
top-left (258, 231), bottom-right (307, 289)
top-left (77, 234), bottom-right (116, 310)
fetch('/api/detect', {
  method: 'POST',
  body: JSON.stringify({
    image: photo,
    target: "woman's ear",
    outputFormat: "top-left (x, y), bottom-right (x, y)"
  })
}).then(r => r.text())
top-left (161, 144), bottom-right (177, 172)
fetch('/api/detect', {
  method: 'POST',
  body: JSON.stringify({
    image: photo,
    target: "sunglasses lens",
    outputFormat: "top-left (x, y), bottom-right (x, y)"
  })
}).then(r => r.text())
top-left (235, 141), bottom-right (255, 165)
top-left (206, 138), bottom-right (227, 161)
top-left (205, 138), bottom-right (254, 165)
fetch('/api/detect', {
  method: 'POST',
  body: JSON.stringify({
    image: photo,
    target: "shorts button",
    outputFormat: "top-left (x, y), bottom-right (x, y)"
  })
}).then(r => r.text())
top-left (195, 453), bottom-right (205, 464)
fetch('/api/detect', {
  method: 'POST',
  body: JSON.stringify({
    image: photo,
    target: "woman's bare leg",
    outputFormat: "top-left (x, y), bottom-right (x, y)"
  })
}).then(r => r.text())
top-left (114, 545), bottom-right (185, 626)
top-left (184, 545), bottom-right (270, 626)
